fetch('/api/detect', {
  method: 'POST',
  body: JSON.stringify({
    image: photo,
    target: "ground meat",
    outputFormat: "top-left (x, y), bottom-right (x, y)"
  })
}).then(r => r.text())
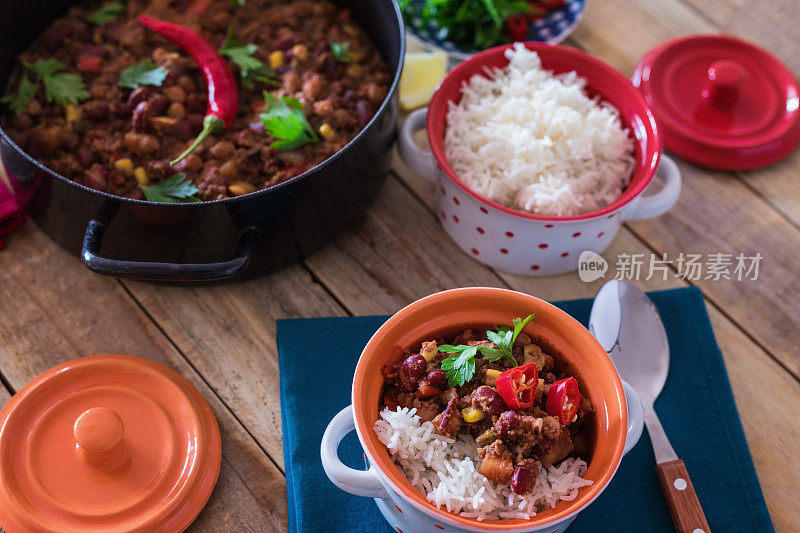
top-left (432, 397), bottom-right (462, 438)
top-left (2, 0), bottom-right (391, 201)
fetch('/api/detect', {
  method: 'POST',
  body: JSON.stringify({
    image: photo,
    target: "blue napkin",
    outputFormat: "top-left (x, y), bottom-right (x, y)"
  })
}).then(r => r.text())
top-left (278, 287), bottom-right (774, 533)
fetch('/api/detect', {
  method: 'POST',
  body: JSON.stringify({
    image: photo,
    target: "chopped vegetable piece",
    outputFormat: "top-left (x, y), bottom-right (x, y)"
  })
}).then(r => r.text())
top-left (118, 60), bottom-right (169, 89)
top-left (85, 0), bottom-right (126, 26)
top-left (495, 362), bottom-right (538, 410)
top-left (1, 74), bottom-right (38, 116)
top-left (219, 26), bottom-right (276, 88)
top-left (330, 41), bottom-right (352, 63)
top-left (462, 406), bottom-right (486, 423)
top-left (484, 368), bottom-right (502, 386)
top-left (546, 377), bottom-right (581, 425)
top-left (139, 174), bottom-right (200, 203)
top-left (259, 92), bottom-right (320, 151)
top-left (23, 59), bottom-right (89, 107)
top-left (476, 428), bottom-right (496, 447)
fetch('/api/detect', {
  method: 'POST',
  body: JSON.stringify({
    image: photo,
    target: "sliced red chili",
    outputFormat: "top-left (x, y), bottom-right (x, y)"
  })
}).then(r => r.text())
top-left (546, 377), bottom-right (581, 425)
top-left (137, 16), bottom-right (238, 166)
top-left (506, 15), bottom-right (529, 42)
top-left (495, 363), bottom-right (538, 410)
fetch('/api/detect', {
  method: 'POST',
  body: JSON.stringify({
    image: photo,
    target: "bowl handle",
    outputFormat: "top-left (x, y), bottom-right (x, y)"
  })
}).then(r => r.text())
top-left (321, 405), bottom-right (388, 499)
top-left (623, 155), bottom-right (682, 221)
top-left (621, 380), bottom-right (645, 456)
top-left (398, 108), bottom-right (437, 182)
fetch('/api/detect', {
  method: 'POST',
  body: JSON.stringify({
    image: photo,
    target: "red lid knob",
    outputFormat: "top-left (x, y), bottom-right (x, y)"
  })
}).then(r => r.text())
top-left (705, 59), bottom-right (745, 108)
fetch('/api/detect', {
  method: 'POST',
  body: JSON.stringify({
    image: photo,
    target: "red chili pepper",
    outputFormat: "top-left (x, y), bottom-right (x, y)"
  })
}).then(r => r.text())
top-left (137, 15), bottom-right (238, 165)
top-left (495, 363), bottom-right (538, 410)
top-left (506, 15), bottom-right (529, 42)
top-left (546, 377), bottom-right (581, 425)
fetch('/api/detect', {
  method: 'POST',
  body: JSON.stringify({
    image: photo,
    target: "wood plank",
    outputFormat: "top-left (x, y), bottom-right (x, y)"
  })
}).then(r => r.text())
top-left (565, 0), bottom-right (800, 376)
top-left (121, 264), bottom-right (345, 468)
top-left (0, 224), bottom-right (288, 532)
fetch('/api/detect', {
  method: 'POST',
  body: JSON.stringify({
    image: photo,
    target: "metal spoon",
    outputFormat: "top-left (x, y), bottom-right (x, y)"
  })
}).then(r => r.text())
top-left (589, 279), bottom-right (711, 533)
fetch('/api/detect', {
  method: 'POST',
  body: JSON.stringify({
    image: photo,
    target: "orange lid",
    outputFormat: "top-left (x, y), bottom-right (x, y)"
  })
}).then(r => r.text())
top-left (0, 354), bottom-right (221, 532)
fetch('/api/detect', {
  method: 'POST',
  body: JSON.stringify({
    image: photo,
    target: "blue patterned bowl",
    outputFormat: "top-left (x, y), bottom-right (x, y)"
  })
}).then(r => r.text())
top-left (405, 0), bottom-right (587, 64)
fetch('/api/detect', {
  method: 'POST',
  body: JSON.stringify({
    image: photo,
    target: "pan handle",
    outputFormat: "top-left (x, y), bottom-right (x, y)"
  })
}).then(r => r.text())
top-left (81, 219), bottom-right (259, 281)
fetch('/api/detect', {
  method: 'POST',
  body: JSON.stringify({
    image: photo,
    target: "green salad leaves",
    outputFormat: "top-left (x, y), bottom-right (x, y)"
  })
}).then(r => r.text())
top-left (439, 314), bottom-right (535, 387)
top-left (86, 0), bottom-right (126, 26)
top-left (3, 59), bottom-right (90, 114)
top-left (329, 41), bottom-right (352, 64)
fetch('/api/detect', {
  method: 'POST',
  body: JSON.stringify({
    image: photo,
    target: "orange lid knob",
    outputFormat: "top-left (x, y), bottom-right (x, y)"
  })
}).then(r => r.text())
top-left (74, 407), bottom-right (125, 467)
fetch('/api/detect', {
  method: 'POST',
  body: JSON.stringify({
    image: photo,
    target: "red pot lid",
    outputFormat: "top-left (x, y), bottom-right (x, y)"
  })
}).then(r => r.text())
top-left (0, 354), bottom-right (221, 532)
top-left (632, 34), bottom-right (800, 169)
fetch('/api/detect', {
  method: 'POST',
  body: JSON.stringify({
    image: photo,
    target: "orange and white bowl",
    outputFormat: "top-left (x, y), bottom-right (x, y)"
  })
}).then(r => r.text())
top-left (321, 287), bottom-right (643, 532)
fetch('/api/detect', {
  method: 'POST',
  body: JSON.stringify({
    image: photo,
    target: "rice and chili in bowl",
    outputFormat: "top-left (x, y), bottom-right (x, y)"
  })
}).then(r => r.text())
top-left (321, 287), bottom-right (644, 531)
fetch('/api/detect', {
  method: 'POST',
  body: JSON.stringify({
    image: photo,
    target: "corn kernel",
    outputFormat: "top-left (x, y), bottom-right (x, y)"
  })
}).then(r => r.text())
top-left (318, 123), bottom-right (336, 140)
top-left (229, 181), bottom-right (257, 196)
top-left (269, 51), bottom-right (284, 69)
top-left (133, 167), bottom-right (149, 185)
top-left (114, 158), bottom-right (134, 176)
top-left (346, 64), bottom-right (363, 77)
top-left (462, 407), bottom-right (486, 423)
top-left (65, 104), bottom-right (82, 122)
top-left (484, 369), bottom-right (502, 386)
top-left (291, 44), bottom-right (309, 62)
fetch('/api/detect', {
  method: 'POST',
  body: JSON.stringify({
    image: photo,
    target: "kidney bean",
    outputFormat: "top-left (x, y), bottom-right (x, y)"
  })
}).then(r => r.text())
top-left (173, 153), bottom-right (202, 173)
top-left (186, 113), bottom-right (205, 134)
top-left (127, 188), bottom-right (145, 200)
top-left (273, 36), bottom-right (298, 51)
top-left (172, 120), bottom-right (194, 142)
top-left (210, 140), bottom-right (234, 160)
top-left (61, 132), bottom-right (79, 151)
top-left (145, 160), bottom-right (174, 180)
top-left (77, 145), bottom-right (94, 166)
top-left (132, 101), bottom-right (151, 132)
top-left (79, 45), bottom-right (110, 59)
top-left (167, 102), bottom-right (186, 120)
top-left (425, 369), bottom-right (448, 389)
top-left (185, 95), bottom-right (206, 114)
top-left (83, 100), bottom-right (109, 121)
top-left (85, 164), bottom-right (107, 191)
top-left (127, 87), bottom-right (151, 113)
top-left (474, 386), bottom-right (507, 415)
top-left (109, 100), bottom-right (128, 118)
top-left (511, 467), bottom-right (532, 495)
top-left (123, 131), bottom-right (141, 152)
top-left (164, 72), bottom-right (178, 86)
top-left (248, 120), bottom-right (265, 132)
top-left (499, 411), bottom-right (519, 438)
top-left (148, 94), bottom-right (169, 116)
top-left (399, 354), bottom-right (427, 391)
top-left (356, 100), bottom-right (371, 128)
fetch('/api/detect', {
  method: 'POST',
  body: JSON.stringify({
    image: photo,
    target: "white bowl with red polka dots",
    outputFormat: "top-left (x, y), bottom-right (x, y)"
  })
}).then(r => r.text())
top-left (398, 43), bottom-right (682, 277)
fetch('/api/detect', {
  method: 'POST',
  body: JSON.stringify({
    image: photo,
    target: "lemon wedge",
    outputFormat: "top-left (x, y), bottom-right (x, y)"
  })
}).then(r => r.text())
top-left (399, 50), bottom-right (448, 111)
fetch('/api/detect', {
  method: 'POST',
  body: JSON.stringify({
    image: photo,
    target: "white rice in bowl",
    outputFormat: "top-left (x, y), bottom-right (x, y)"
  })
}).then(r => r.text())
top-left (373, 406), bottom-right (593, 521)
top-left (444, 43), bottom-right (635, 217)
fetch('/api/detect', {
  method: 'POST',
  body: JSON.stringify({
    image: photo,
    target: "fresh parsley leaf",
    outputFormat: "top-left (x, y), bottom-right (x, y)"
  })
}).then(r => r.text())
top-left (220, 27), bottom-right (276, 88)
top-left (231, 0), bottom-right (245, 5)
top-left (1, 74), bottom-right (38, 116)
top-left (23, 59), bottom-right (89, 107)
top-left (118, 60), bottom-right (168, 89)
top-left (511, 314), bottom-right (535, 346)
top-left (441, 346), bottom-right (478, 387)
top-left (260, 92), bottom-right (319, 151)
top-left (139, 174), bottom-right (200, 203)
top-left (86, 0), bottom-right (126, 26)
top-left (329, 41), bottom-right (352, 63)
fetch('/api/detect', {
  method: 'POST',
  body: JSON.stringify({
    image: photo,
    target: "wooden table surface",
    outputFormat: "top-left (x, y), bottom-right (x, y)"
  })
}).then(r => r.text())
top-left (1, 0), bottom-right (799, 531)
